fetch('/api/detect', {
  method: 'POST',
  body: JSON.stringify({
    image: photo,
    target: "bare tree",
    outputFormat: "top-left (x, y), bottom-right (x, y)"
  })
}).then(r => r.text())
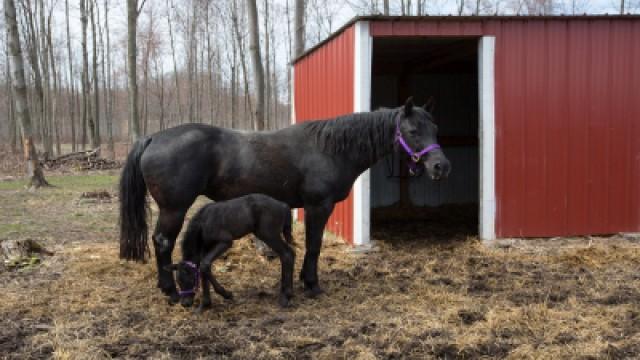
top-left (5, 0), bottom-right (49, 188)
top-left (294, 0), bottom-right (305, 57)
top-left (127, 0), bottom-right (145, 141)
top-left (263, 0), bottom-right (270, 128)
top-left (383, 0), bottom-right (389, 14)
top-left (166, 0), bottom-right (182, 126)
top-left (247, 0), bottom-right (265, 130)
top-left (65, 0), bottom-right (76, 152)
top-left (457, 0), bottom-right (465, 15)
top-left (90, 0), bottom-right (100, 147)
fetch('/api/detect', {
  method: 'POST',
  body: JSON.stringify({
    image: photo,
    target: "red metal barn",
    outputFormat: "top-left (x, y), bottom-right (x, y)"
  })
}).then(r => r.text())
top-left (292, 16), bottom-right (640, 246)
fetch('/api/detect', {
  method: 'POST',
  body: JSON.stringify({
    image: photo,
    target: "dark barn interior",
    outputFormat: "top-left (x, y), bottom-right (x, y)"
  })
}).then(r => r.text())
top-left (369, 37), bottom-right (480, 240)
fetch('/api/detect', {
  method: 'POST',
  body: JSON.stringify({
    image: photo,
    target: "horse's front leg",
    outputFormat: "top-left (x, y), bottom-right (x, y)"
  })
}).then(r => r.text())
top-left (301, 201), bottom-right (335, 298)
top-left (152, 208), bottom-right (187, 304)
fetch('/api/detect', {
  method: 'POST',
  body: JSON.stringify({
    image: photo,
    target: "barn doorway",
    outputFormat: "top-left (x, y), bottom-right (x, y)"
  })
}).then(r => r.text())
top-left (369, 37), bottom-right (480, 241)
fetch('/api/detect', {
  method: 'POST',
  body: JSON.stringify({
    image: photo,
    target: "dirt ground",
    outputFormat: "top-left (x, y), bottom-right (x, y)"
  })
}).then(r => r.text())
top-left (1, 168), bottom-right (640, 359)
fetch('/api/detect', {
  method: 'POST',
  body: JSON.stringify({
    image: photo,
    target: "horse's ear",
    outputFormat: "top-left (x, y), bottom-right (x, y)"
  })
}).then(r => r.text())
top-left (423, 96), bottom-right (436, 114)
top-left (404, 97), bottom-right (414, 116)
top-left (164, 264), bottom-right (179, 272)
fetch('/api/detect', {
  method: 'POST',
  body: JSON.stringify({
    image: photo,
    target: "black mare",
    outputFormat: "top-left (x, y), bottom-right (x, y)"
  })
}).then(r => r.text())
top-left (119, 98), bottom-right (451, 303)
top-left (166, 194), bottom-right (294, 310)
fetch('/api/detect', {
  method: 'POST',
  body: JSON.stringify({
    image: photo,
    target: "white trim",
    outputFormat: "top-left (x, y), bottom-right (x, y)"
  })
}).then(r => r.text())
top-left (290, 65), bottom-right (298, 222)
top-left (353, 21), bottom-right (372, 247)
top-left (479, 36), bottom-right (496, 241)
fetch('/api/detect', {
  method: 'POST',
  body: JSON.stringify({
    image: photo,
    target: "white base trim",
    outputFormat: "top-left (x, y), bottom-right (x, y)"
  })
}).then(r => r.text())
top-left (479, 36), bottom-right (496, 241)
top-left (353, 21), bottom-right (372, 246)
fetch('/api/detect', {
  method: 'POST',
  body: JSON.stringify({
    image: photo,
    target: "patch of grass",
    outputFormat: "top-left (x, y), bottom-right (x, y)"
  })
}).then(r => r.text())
top-left (0, 222), bottom-right (28, 237)
top-left (0, 173), bottom-right (118, 192)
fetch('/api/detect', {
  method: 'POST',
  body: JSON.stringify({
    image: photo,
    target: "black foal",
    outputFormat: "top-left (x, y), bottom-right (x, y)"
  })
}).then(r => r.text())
top-left (166, 194), bottom-right (295, 310)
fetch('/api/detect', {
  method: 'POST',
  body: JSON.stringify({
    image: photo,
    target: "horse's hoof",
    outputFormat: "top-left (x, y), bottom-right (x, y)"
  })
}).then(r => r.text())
top-left (222, 291), bottom-right (233, 300)
top-left (304, 284), bottom-right (324, 298)
top-left (196, 302), bottom-right (212, 313)
top-left (278, 294), bottom-right (293, 308)
top-left (166, 291), bottom-right (180, 305)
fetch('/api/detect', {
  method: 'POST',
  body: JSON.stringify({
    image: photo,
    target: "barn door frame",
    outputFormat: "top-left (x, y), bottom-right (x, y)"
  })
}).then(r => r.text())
top-left (353, 20), bottom-right (373, 248)
top-left (479, 36), bottom-right (496, 241)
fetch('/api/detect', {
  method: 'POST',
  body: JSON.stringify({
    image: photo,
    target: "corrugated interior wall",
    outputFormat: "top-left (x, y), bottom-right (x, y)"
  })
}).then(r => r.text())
top-left (294, 25), bottom-right (355, 243)
top-left (371, 18), bottom-right (640, 237)
top-left (370, 40), bottom-right (479, 208)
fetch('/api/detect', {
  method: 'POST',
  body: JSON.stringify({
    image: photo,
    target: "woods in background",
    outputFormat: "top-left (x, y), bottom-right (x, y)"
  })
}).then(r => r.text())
top-left (2, 0), bottom-right (639, 165)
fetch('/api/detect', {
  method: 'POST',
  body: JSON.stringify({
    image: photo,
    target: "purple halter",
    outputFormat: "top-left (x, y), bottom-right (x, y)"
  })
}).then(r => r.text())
top-left (178, 261), bottom-right (200, 297)
top-left (395, 119), bottom-right (441, 175)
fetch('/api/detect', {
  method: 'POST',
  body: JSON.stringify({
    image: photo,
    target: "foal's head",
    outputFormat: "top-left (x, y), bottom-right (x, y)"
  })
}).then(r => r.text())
top-left (395, 97), bottom-right (451, 180)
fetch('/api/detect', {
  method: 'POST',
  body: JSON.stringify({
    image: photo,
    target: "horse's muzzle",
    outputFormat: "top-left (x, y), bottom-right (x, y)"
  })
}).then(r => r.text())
top-left (180, 296), bottom-right (194, 308)
top-left (424, 157), bottom-right (451, 181)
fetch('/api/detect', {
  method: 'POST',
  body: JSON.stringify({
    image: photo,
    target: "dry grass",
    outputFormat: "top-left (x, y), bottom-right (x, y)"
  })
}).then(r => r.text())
top-left (1, 173), bottom-right (640, 359)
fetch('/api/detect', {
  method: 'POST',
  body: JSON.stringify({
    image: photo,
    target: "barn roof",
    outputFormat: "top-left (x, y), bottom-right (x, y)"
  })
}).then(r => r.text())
top-left (292, 14), bottom-right (640, 65)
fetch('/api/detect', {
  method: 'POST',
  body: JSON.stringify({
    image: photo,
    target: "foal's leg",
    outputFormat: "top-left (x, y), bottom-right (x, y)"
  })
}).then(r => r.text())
top-left (197, 272), bottom-right (211, 313)
top-left (200, 241), bottom-right (234, 300)
top-left (152, 208), bottom-right (187, 304)
top-left (301, 202), bottom-right (335, 298)
top-left (256, 228), bottom-right (295, 307)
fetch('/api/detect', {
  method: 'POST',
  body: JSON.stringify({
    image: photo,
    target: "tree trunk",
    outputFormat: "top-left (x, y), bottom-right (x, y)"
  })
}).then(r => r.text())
top-left (38, 0), bottom-right (53, 156)
top-left (127, 0), bottom-right (141, 141)
top-left (46, 10), bottom-right (61, 156)
top-left (247, 0), bottom-right (265, 131)
top-left (167, 0), bottom-right (182, 126)
top-left (22, 0), bottom-right (45, 151)
top-left (6, 33), bottom-right (18, 153)
top-left (231, 0), bottom-right (253, 129)
top-left (5, 0), bottom-right (49, 188)
top-left (294, 0), bottom-right (305, 57)
top-left (285, 0), bottom-right (293, 129)
top-left (187, 0), bottom-right (197, 123)
top-left (263, 0), bottom-right (271, 129)
top-left (90, 0), bottom-right (100, 147)
top-left (103, 0), bottom-right (114, 158)
top-left (65, 0), bottom-right (76, 152)
top-left (80, 0), bottom-right (93, 149)
top-left (620, 0), bottom-right (625, 14)
top-left (383, 0), bottom-right (389, 15)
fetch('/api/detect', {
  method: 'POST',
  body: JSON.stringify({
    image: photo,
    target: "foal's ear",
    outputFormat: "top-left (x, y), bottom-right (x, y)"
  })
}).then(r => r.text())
top-left (423, 96), bottom-right (436, 114)
top-left (164, 264), bottom-right (179, 272)
top-left (403, 97), bottom-right (414, 116)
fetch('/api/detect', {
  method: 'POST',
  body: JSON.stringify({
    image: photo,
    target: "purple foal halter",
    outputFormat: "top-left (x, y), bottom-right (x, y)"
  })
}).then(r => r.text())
top-left (178, 261), bottom-right (200, 297)
top-left (395, 119), bottom-right (441, 175)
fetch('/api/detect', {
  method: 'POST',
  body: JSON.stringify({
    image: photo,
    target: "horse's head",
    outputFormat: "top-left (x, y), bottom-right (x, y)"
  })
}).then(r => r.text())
top-left (395, 97), bottom-right (451, 180)
top-left (165, 262), bottom-right (198, 307)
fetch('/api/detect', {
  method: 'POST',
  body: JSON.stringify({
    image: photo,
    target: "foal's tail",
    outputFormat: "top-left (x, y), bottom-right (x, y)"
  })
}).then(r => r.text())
top-left (119, 137), bottom-right (152, 262)
top-left (282, 209), bottom-right (294, 246)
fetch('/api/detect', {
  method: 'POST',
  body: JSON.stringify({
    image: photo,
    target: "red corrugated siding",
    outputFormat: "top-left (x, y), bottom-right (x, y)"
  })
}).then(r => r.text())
top-left (294, 25), bottom-right (355, 244)
top-left (369, 18), bottom-right (640, 237)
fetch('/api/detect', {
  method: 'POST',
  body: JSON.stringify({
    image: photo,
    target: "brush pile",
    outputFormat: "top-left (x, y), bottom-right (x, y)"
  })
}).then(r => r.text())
top-left (42, 148), bottom-right (121, 171)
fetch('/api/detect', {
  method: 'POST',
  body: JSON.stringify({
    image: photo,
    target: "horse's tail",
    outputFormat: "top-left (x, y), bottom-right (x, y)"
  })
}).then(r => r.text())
top-left (282, 209), bottom-right (294, 246)
top-left (119, 137), bottom-right (152, 262)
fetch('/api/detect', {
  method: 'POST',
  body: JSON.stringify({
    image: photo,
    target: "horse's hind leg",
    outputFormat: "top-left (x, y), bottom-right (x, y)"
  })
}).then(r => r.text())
top-left (256, 227), bottom-right (295, 307)
top-left (152, 208), bottom-right (187, 303)
top-left (282, 212), bottom-right (294, 246)
top-left (200, 241), bottom-right (233, 300)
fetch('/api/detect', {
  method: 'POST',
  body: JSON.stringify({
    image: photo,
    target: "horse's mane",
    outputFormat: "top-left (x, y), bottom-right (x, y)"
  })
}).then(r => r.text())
top-left (301, 108), bottom-right (397, 162)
